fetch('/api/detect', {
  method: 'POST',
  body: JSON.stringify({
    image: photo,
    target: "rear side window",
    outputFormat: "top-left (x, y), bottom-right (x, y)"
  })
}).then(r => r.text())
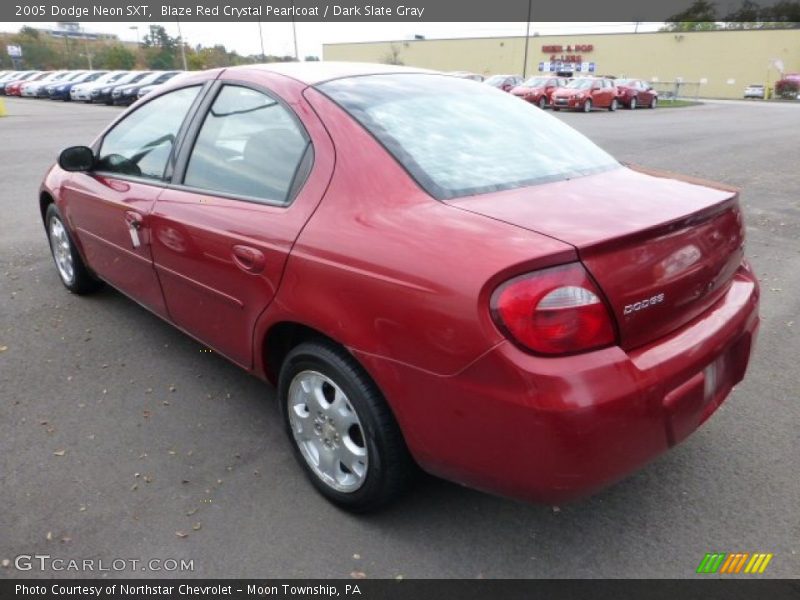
top-left (97, 86), bottom-right (201, 181)
top-left (320, 74), bottom-right (618, 200)
top-left (183, 85), bottom-right (310, 204)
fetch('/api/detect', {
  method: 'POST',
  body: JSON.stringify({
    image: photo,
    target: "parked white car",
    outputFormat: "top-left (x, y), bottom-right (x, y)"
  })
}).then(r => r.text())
top-left (21, 71), bottom-right (74, 97)
top-left (743, 84), bottom-right (766, 99)
top-left (70, 71), bottom-right (131, 102)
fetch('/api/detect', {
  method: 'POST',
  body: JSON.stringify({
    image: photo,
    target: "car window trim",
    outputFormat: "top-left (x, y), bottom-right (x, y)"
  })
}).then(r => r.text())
top-left (90, 82), bottom-right (213, 185)
top-left (170, 78), bottom-right (313, 208)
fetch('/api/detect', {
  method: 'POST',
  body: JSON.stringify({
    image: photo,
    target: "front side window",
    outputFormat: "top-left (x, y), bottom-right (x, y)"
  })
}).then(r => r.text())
top-left (183, 85), bottom-right (310, 204)
top-left (320, 74), bottom-right (618, 200)
top-left (97, 86), bottom-right (201, 181)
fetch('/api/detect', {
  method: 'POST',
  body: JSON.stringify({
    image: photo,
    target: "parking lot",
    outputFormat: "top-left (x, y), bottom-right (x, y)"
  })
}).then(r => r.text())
top-left (1, 96), bottom-right (798, 578)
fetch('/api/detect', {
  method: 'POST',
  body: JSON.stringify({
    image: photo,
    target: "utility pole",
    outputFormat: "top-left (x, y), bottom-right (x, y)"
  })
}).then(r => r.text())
top-left (257, 19), bottom-right (265, 61)
top-left (291, 1), bottom-right (299, 60)
top-left (81, 26), bottom-right (93, 69)
top-left (522, 0), bottom-right (532, 78)
top-left (176, 19), bottom-right (188, 70)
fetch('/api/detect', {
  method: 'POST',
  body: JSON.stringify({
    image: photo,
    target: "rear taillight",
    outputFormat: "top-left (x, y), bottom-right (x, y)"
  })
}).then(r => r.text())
top-left (490, 263), bottom-right (616, 355)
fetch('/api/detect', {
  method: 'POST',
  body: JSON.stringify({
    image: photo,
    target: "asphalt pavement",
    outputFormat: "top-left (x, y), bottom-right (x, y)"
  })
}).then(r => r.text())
top-left (0, 96), bottom-right (798, 578)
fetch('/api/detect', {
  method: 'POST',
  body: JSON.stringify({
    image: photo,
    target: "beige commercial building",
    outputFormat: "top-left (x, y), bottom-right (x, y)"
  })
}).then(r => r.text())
top-left (323, 28), bottom-right (800, 99)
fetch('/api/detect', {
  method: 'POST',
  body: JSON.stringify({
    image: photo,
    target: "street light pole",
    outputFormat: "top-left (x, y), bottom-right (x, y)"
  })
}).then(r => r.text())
top-left (522, 0), bottom-right (532, 78)
top-left (291, 1), bottom-right (299, 60)
top-left (129, 25), bottom-right (139, 45)
top-left (257, 19), bottom-right (265, 61)
top-left (176, 19), bottom-right (188, 70)
top-left (80, 25), bottom-right (93, 69)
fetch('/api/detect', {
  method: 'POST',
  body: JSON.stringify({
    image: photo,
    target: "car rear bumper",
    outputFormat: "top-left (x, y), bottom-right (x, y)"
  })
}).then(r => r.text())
top-left (356, 264), bottom-right (759, 504)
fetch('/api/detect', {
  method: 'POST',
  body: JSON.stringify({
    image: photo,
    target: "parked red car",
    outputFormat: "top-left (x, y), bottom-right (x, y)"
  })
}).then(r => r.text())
top-left (41, 64), bottom-right (759, 511)
top-left (511, 76), bottom-right (568, 108)
top-left (552, 77), bottom-right (620, 112)
top-left (616, 78), bottom-right (659, 109)
top-left (485, 74), bottom-right (523, 92)
top-left (4, 71), bottom-right (48, 96)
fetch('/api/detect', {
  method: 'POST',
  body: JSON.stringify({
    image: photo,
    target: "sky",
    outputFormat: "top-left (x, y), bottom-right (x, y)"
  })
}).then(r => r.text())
top-left (1, 21), bottom-right (663, 59)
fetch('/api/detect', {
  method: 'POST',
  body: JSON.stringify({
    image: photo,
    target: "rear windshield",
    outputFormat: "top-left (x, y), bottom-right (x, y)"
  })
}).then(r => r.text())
top-left (319, 74), bottom-right (618, 200)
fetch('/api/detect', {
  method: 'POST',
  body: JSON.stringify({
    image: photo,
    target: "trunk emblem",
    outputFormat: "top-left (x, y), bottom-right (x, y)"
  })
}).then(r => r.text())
top-left (623, 293), bottom-right (665, 315)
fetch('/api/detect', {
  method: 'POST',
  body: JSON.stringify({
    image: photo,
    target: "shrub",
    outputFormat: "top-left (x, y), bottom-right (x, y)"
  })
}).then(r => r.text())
top-left (775, 78), bottom-right (800, 99)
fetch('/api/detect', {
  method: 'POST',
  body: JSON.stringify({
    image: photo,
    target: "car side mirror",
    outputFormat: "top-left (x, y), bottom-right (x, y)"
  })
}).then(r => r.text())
top-left (58, 146), bottom-right (95, 172)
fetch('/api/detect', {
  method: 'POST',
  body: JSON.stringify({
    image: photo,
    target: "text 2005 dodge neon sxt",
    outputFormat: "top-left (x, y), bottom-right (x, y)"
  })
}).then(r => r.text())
top-left (40, 63), bottom-right (759, 511)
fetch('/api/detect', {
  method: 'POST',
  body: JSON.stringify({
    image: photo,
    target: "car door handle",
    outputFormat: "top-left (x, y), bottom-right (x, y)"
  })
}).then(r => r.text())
top-left (232, 245), bottom-right (266, 274)
top-left (124, 211), bottom-right (144, 248)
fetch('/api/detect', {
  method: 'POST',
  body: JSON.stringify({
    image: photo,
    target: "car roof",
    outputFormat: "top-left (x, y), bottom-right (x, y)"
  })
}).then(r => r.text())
top-left (225, 62), bottom-right (436, 85)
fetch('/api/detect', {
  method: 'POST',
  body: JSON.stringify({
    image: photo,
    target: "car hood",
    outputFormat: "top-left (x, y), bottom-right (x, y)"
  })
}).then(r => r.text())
top-left (553, 88), bottom-right (586, 97)
top-left (511, 86), bottom-right (544, 95)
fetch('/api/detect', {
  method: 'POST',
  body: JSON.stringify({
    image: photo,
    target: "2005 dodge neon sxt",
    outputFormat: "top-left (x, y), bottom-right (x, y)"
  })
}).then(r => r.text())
top-left (40, 63), bottom-right (759, 511)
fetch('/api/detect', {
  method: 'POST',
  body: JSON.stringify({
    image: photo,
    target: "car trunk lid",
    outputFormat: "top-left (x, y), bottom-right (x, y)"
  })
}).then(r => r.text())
top-left (445, 166), bottom-right (745, 350)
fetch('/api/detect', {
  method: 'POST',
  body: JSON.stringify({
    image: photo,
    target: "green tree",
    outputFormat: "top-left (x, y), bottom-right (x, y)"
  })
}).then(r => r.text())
top-left (14, 26), bottom-right (60, 69)
top-left (95, 44), bottom-right (136, 70)
top-left (142, 25), bottom-right (179, 69)
top-left (723, 0), bottom-right (800, 28)
top-left (662, 0), bottom-right (720, 30)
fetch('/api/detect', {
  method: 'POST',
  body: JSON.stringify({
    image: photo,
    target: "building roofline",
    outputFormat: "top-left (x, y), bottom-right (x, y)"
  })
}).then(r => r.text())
top-left (322, 26), bottom-right (800, 47)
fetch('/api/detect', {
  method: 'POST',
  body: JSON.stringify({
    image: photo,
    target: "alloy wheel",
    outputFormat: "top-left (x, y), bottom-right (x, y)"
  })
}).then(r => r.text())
top-left (49, 216), bottom-right (75, 285)
top-left (287, 370), bottom-right (369, 493)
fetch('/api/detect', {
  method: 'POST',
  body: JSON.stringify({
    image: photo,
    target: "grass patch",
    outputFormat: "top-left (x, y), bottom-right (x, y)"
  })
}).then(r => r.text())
top-left (658, 99), bottom-right (702, 108)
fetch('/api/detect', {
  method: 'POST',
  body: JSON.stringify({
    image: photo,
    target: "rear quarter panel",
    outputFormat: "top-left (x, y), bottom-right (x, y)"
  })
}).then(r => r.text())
top-left (259, 86), bottom-right (576, 379)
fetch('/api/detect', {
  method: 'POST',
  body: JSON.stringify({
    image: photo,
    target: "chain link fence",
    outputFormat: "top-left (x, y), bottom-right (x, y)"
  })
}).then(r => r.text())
top-left (649, 81), bottom-right (703, 102)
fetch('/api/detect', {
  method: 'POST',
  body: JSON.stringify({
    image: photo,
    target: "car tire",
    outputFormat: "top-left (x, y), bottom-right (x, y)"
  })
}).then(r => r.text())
top-left (609, 98), bottom-right (618, 112)
top-left (45, 204), bottom-right (102, 295)
top-left (649, 97), bottom-right (658, 109)
top-left (553, 107), bottom-right (560, 111)
top-left (538, 96), bottom-right (547, 110)
top-left (583, 99), bottom-right (592, 113)
top-left (629, 97), bottom-right (637, 110)
top-left (279, 340), bottom-right (415, 512)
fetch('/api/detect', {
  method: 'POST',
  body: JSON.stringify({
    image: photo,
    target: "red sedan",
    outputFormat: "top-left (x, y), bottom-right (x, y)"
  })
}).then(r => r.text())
top-left (41, 63), bottom-right (759, 511)
top-left (511, 76), bottom-right (568, 108)
top-left (552, 77), bottom-right (620, 112)
top-left (616, 78), bottom-right (659, 109)
top-left (4, 71), bottom-right (48, 96)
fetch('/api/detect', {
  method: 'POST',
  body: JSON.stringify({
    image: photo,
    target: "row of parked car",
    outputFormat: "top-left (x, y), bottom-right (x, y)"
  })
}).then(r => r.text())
top-left (0, 69), bottom-right (184, 106)
top-left (450, 72), bottom-right (659, 112)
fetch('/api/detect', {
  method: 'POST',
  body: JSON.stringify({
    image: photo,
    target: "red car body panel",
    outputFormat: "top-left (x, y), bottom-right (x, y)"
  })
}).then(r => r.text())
top-left (150, 71), bottom-right (337, 369)
top-left (552, 79), bottom-right (619, 110)
top-left (444, 166), bottom-right (746, 350)
top-left (62, 174), bottom-right (169, 317)
top-left (510, 78), bottom-right (565, 105)
top-left (40, 64), bottom-right (760, 504)
top-left (356, 272), bottom-right (757, 502)
top-left (5, 80), bottom-right (28, 96)
top-left (616, 80), bottom-right (658, 107)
